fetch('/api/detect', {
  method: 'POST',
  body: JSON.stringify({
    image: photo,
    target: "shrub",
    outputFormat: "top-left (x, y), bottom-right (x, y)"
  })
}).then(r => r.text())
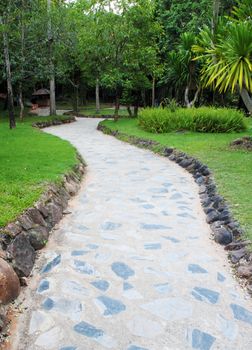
top-left (138, 107), bottom-right (248, 133)
top-left (160, 98), bottom-right (179, 112)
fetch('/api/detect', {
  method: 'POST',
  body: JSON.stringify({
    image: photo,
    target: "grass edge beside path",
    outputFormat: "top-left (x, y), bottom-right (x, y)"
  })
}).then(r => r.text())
top-left (100, 118), bottom-right (252, 241)
top-left (0, 115), bottom-right (79, 227)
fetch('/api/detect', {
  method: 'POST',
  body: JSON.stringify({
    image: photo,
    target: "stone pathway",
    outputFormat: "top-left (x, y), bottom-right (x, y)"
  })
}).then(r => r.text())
top-left (12, 119), bottom-right (252, 350)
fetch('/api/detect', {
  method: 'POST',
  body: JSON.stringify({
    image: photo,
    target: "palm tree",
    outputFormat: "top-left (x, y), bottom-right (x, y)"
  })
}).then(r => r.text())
top-left (178, 32), bottom-right (201, 108)
top-left (193, 21), bottom-right (252, 113)
top-left (165, 32), bottom-right (200, 108)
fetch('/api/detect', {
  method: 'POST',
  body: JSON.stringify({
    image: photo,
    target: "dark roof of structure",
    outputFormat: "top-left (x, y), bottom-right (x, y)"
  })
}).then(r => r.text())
top-left (32, 88), bottom-right (50, 96)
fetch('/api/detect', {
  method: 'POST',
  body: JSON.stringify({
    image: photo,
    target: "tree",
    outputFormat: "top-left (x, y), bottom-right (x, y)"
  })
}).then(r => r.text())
top-left (47, 0), bottom-right (56, 115)
top-left (75, 1), bottom-right (112, 114)
top-left (155, 0), bottom-right (212, 51)
top-left (162, 32), bottom-right (200, 107)
top-left (0, 1), bottom-right (16, 128)
top-left (193, 20), bottom-right (252, 113)
top-left (99, 0), bottom-right (161, 118)
top-left (178, 32), bottom-right (200, 108)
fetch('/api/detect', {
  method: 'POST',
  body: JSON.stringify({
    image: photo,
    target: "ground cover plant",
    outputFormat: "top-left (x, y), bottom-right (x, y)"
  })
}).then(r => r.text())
top-left (0, 113), bottom-right (77, 227)
top-left (138, 107), bottom-right (248, 133)
top-left (101, 117), bottom-right (252, 240)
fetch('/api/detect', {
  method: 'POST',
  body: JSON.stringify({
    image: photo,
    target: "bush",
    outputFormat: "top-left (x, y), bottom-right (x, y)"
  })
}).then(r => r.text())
top-left (138, 107), bottom-right (248, 133)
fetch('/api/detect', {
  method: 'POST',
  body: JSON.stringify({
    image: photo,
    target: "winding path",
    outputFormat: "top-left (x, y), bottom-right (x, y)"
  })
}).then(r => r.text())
top-left (13, 119), bottom-right (252, 350)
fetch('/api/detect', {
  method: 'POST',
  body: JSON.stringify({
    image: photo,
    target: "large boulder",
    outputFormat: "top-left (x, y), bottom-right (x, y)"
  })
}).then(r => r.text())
top-left (4, 222), bottom-right (22, 238)
top-left (206, 210), bottom-right (220, 224)
top-left (64, 180), bottom-right (80, 196)
top-left (18, 214), bottom-right (34, 230)
top-left (45, 202), bottom-right (63, 229)
top-left (35, 201), bottom-right (49, 218)
top-left (237, 265), bottom-right (252, 278)
top-left (7, 234), bottom-right (36, 277)
top-left (26, 208), bottom-right (47, 227)
top-left (0, 258), bottom-right (20, 304)
top-left (26, 226), bottom-right (49, 250)
top-left (229, 247), bottom-right (247, 264)
top-left (214, 227), bottom-right (233, 245)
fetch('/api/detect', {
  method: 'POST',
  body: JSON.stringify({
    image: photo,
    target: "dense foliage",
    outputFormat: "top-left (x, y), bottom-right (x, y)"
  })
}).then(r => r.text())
top-left (138, 107), bottom-right (247, 133)
top-left (0, 0), bottom-right (252, 128)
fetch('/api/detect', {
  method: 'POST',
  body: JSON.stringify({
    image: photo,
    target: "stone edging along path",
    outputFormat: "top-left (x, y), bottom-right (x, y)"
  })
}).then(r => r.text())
top-left (64, 111), bottom-right (113, 119)
top-left (97, 122), bottom-right (252, 294)
top-left (0, 117), bottom-right (85, 338)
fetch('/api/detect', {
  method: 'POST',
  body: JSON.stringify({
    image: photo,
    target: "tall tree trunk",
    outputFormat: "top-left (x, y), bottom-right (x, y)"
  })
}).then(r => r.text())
top-left (69, 78), bottom-right (79, 116)
top-left (152, 76), bottom-right (155, 107)
top-left (80, 84), bottom-right (87, 106)
top-left (133, 105), bottom-right (139, 117)
top-left (184, 86), bottom-right (200, 108)
top-left (114, 89), bottom-right (120, 121)
top-left (76, 85), bottom-right (79, 116)
top-left (19, 84), bottom-right (24, 121)
top-left (239, 87), bottom-right (252, 114)
top-left (72, 81), bottom-right (80, 117)
top-left (1, 17), bottom-right (16, 129)
top-left (49, 76), bottom-right (56, 115)
top-left (127, 106), bottom-right (132, 117)
top-left (19, 3), bottom-right (25, 121)
top-left (95, 78), bottom-right (100, 114)
top-left (48, 0), bottom-right (56, 115)
top-left (212, 0), bottom-right (220, 35)
top-left (142, 89), bottom-right (146, 107)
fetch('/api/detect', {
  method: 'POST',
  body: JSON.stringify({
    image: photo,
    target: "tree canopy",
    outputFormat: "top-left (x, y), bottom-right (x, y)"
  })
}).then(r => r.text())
top-left (0, 0), bottom-right (252, 128)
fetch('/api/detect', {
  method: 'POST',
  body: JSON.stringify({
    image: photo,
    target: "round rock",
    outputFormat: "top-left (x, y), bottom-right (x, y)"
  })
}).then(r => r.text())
top-left (237, 265), bottom-right (252, 278)
top-left (214, 227), bottom-right (233, 245)
top-left (0, 258), bottom-right (20, 304)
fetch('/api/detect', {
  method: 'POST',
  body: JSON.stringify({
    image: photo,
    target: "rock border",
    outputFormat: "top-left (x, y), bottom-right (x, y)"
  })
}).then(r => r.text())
top-left (0, 116), bottom-right (85, 339)
top-left (63, 111), bottom-right (116, 119)
top-left (98, 122), bottom-right (252, 294)
top-left (32, 115), bottom-right (76, 128)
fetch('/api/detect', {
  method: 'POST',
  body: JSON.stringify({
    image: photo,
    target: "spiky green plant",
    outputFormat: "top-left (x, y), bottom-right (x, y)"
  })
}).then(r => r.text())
top-left (193, 21), bottom-right (252, 112)
top-left (231, 0), bottom-right (252, 21)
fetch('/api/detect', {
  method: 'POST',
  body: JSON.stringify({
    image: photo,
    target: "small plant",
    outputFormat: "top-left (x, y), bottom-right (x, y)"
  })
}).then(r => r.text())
top-left (160, 98), bottom-right (179, 112)
top-left (168, 98), bottom-right (179, 112)
top-left (138, 107), bottom-right (248, 133)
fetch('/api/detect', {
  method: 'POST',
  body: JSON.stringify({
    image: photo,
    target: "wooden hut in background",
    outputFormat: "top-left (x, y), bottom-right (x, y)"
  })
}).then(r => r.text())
top-left (32, 89), bottom-right (50, 108)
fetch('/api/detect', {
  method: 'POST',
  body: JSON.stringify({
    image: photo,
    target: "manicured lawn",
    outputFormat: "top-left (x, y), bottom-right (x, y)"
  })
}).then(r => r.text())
top-left (79, 104), bottom-right (129, 117)
top-left (57, 101), bottom-right (130, 116)
top-left (102, 118), bottom-right (252, 240)
top-left (0, 113), bottom-right (78, 227)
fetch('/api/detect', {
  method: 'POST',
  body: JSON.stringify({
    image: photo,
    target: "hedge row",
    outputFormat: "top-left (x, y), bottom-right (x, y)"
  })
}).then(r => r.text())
top-left (138, 107), bottom-right (247, 133)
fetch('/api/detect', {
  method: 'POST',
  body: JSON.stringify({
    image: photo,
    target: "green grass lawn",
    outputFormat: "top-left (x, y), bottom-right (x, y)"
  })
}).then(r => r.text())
top-left (79, 103), bottom-right (129, 117)
top-left (0, 113), bottom-right (78, 227)
top-left (102, 117), bottom-right (252, 239)
top-left (57, 101), bottom-right (130, 117)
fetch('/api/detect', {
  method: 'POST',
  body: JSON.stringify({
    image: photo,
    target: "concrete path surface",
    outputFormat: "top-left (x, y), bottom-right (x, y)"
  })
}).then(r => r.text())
top-left (12, 119), bottom-right (252, 350)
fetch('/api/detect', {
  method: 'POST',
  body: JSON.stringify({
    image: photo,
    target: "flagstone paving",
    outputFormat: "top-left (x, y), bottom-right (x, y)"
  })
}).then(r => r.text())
top-left (12, 119), bottom-right (252, 350)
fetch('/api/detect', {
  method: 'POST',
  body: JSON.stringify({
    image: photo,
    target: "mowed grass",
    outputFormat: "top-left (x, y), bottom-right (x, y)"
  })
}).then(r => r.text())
top-left (0, 113), bottom-right (77, 227)
top-left (102, 118), bottom-right (252, 239)
top-left (79, 104), bottom-right (129, 117)
top-left (57, 101), bottom-right (130, 116)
